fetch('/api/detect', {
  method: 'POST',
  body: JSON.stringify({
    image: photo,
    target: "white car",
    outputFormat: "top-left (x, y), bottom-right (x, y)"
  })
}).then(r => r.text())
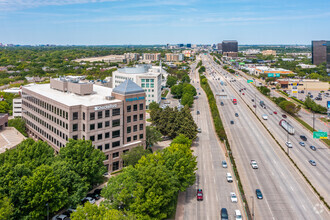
top-left (285, 141), bottom-right (293, 148)
top-left (262, 114), bottom-right (268, 120)
top-left (226, 173), bottom-right (233, 182)
top-left (81, 197), bottom-right (95, 204)
top-left (250, 160), bottom-right (258, 169)
top-left (230, 192), bottom-right (238, 203)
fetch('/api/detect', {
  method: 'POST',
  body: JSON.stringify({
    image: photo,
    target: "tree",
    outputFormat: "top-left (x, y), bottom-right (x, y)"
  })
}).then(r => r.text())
top-left (181, 74), bottom-right (190, 84)
top-left (279, 101), bottom-right (301, 115)
top-left (148, 101), bottom-right (160, 111)
top-left (176, 106), bottom-right (198, 140)
top-left (146, 126), bottom-right (162, 148)
top-left (171, 134), bottom-right (192, 147)
top-left (171, 84), bottom-right (183, 98)
top-left (121, 146), bottom-right (150, 167)
top-left (181, 93), bottom-right (194, 107)
top-left (0, 101), bottom-right (10, 114)
top-left (8, 118), bottom-right (27, 137)
top-left (182, 83), bottom-right (197, 96)
top-left (0, 196), bottom-right (14, 220)
top-left (166, 76), bottom-right (178, 88)
top-left (58, 139), bottom-right (106, 187)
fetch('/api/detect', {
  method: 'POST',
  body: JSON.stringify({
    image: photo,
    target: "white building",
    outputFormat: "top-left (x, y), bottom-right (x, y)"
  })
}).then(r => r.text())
top-left (13, 98), bottom-right (22, 117)
top-left (112, 64), bottom-right (167, 107)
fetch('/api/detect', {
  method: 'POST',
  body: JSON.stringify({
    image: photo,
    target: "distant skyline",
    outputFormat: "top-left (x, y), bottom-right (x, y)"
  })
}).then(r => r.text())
top-left (1, 0), bottom-right (330, 45)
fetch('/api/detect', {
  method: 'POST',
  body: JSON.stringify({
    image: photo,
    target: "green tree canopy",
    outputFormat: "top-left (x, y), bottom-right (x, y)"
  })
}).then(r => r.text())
top-left (8, 118), bottom-right (27, 137)
top-left (121, 146), bottom-right (150, 167)
top-left (171, 134), bottom-right (192, 147)
top-left (166, 76), bottom-right (178, 88)
top-left (146, 126), bottom-right (162, 148)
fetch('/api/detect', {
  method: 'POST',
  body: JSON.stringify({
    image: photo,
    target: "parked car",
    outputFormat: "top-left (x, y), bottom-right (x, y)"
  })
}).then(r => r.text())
top-left (197, 189), bottom-right (203, 201)
top-left (300, 135), bottom-right (307, 141)
top-left (310, 145), bottom-right (317, 151)
top-left (230, 192), bottom-right (238, 203)
top-left (222, 160), bottom-right (228, 168)
top-left (299, 142), bottom-right (305, 147)
top-left (221, 208), bottom-right (229, 220)
top-left (52, 214), bottom-right (69, 220)
top-left (81, 197), bottom-right (95, 205)
top-left (256, 189), bottom-right (263, 199)
top-left (309, 160), bottom-right (316, 166)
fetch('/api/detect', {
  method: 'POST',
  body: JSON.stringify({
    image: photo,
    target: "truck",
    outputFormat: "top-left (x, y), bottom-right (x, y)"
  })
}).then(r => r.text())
top-left (250, 160), bottom-right (258, 169)
top-left (279, 119), bottom-right (295, 135)
top-left (232, 98), bottom-right (237, 105)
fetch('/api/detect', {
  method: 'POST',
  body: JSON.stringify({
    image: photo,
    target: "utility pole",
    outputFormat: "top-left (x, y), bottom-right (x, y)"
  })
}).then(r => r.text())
top-left (251, 196), bottom-right (254, 220)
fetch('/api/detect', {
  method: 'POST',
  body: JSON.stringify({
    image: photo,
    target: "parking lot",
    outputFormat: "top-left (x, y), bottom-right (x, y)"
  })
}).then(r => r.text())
top-left (286, 90), bottom-right (329, 108)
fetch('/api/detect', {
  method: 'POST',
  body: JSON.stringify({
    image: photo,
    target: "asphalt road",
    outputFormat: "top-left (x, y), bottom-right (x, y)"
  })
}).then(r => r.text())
top-left (182, 62), bottom-right (244, 220)
top-left (202, 54), bottom-right (330, 220)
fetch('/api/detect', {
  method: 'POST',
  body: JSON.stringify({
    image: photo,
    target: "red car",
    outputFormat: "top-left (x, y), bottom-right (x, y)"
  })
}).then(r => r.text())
top-left (197, 189), bottom-right (203, 201)
top-left (274, 111), bottom-right (277, 114)
top-left (242, 93), bottom-right (245, 95)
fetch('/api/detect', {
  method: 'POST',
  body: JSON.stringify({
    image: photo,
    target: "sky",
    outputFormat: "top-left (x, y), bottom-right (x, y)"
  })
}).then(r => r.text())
top-left (0, 0), bottom-right (330, 45)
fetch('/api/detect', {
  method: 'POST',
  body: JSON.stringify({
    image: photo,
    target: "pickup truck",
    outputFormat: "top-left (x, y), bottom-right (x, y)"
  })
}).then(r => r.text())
top-left (250, 160), bottom-right (258, 169)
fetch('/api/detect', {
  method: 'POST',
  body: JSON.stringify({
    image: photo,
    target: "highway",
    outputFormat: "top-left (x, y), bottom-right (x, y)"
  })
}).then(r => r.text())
top-left (211, 58), bottom-right (330, 206)
top-left (182, 62), bottom-right (244, 220)
top-left (201, 54), bottom-right (330, 219)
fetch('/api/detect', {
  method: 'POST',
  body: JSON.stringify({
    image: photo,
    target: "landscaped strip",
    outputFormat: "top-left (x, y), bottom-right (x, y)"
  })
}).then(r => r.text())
top-left (198, 67), bottom-right (252, 220)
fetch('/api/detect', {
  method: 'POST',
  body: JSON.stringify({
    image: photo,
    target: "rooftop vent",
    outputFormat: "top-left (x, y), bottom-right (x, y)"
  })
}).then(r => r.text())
top-left (105, 96), bottom-right (115, 100)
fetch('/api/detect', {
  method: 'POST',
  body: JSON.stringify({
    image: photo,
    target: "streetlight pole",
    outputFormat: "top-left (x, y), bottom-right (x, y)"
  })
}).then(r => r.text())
top-left (312, 111), bottom-right (315, 131)
top-left (251, 196), bottom-right (254, 220)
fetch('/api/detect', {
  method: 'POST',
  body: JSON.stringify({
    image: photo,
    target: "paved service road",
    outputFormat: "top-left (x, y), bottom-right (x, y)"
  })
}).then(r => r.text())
top-left (202, 54), bottom-right (330, 220)
top-left (182, 62), bottom-right (245, 220)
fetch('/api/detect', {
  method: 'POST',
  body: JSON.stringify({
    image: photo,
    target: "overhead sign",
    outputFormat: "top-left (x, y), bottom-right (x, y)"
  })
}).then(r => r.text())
top-left (247, 80), bottom-right (253, 83)
top-left (94, 104), bottom-right (117, 111)
top-left (313, 131), bottom-right (328, 139)
top-left (327, 101), bottom-right (330, 109)
top-left (267, 73), bottom-right (280, 77)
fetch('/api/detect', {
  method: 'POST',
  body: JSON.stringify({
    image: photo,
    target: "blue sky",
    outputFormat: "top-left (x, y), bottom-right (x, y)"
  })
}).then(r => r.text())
top-left (0, 0), bottom-right (329, 45)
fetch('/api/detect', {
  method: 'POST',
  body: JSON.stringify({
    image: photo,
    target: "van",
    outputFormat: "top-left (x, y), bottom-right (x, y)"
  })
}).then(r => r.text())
top-left (235, 210), bottom-right (242, 220)
top-left (226, 173), bottom-right (233, 182)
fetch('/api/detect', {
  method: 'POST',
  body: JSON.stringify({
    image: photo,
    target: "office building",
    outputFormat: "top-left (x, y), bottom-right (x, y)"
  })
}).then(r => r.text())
top-left (13, 98), bottom-right (22, 117)
top-left (112, 65), bottom-right (165, 107)
top-left (187, 44), bottom-right (192, 48)
top-left (222, 40), bottom-right (238, 53)
top-left (217, 43), bottom-right (222, 52)
top-left (165, 53), bottom-right (184, 62)
top-left (312, 40), bottom-right (329, 65)
top-left (142, 53), bottom-right (161, 61)
top-left (22, 77), bottom-right (146, 171)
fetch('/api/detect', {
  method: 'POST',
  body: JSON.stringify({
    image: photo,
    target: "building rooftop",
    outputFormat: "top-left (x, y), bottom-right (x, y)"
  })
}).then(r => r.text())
top-left (113, 80), bottom-right (144, 95)
top-left (117, 64), bottom-right (164, 75)
top-left (23, 83), bottom-right (118, 107)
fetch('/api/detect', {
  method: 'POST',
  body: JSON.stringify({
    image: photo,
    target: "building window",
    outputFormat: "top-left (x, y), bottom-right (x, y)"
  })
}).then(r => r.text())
top-left (90, 124), bottom-right (95, 130)
top-left (150, 79), bottom-right (154, 82)
top-left (139, 114), bottom-right (143, 120)
top-left (133, 115), bottom-right (137, 121)
top-left (105, 143), bottom-right (110, 150)
top-left (105, 155), bottom-right (109, 160)
top-left (98, 122), bottom-right (103, 129)
top-left (105, 121), bottom-right (110, 127)
top-left (113, 161), bottom-right (119, 171)
top-left (98, 111), bottom-right (103, 119)
top-left (127, 137), bottom-right (131, 142)
top-left (140, 124), bottom-right (143, 130)
top-left (98, 145), bottom-right (102, 151)
top-left (141, 79), bottom-right (145, 82)
top-left (140, 134), bottom-right (143, 139)
top-left (105, 110), bottom-right (110, 117)
top-left (127, 105), bottom-right (131, 112)
top-left (112, 119), bottom-right (120, 127)
top-left (73, 112), bottom-right (78, 120)
top-left (151, 83), bottom-right (154, 88)
top-left (123, 149), bottom-right (129, 154)
top-left (133, 125), bottom-right (137, 132)
top-left (90, 112), bottom-right (95, 120)
top-left (73, 124), bottom-right (78, 132)
top-left (113, 152), bottom-right (119, 158)
top-left (127, 116), bottom-right (131, 123)
top-left (112, 108), bottom-right (120, 116)
top-left (133, 135), bottom-right (137, 141)
top-left (112, 141), bottom-right (120, 148)
top-left (83, 112), bottom-right (85, 120)
top-left (139, 103), bottom-right (143, 110)
top-left (98, 134), bottom-right (103, 140)
top-left (133, 104), bottom-right (137, 111)
top-left (73, 135), bottom-right (78, 140)
top-left (112, 130), bottom-right (120, 138)
top-left (141, 83), bottom-right (145, 88)
top-left (146, 79), bottom-right (149, 82)
top-left (105, 132), bottom-right (110, 138)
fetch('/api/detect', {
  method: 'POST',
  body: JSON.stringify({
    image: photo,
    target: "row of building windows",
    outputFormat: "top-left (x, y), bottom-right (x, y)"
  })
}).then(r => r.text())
top-left (23, 100), bottom-right (68, 131)
top-left (127, 103), bottom-right (143, 112)
top-left (141, 83), bottom-right (154, 88)
top-left (141, 79), bottom-right (154, 83)
top-left (89, 129), bottom-right (121, 142)
top-left (23, 92), bottom-right (69, 120)
top-left (127, 114), bottom-right (144, 123)
top-left (127, 134), bottom-right (143, 143)
top-left (127, 124), bottom-right (144, 133)
top-left (88, 108), bottom-right (120, 121)
top-left (88, 119), bottom-right (120, 131)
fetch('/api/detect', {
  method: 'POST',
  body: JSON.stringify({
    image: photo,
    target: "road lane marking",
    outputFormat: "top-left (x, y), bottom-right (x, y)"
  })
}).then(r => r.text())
top-left (213, 177), bottom-right (216, 184)
top-left (290, 186), bottom-right (294, 191)
top-left (216, 193), bottom-right (218, 202)
top-left (302, 204), bottom-right (306, 211)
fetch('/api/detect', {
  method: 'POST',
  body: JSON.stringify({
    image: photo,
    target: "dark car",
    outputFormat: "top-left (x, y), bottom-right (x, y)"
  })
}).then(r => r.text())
top-left (197, 189), bottom-right (203, 201)
top-left (197, 111), bottom-right (200, 115)
top-left (300, 135), bottom-right (307, 141)
top-left (221, 102), bottom-right (224, 106)
top-left (256, 189), bottom-right (263, 199)
top-left (220, 208), bottom-right (228, 220)
top-left (251, 99), bottom-right (254, 102)
top-left (230, 120), bottom-right (234, 124)
top-left (282, 114), bottom-right (287, 118)
top-left (310, 146), bottom-right (317, 151)
top-left (235, 113), bottom-right (239, 117)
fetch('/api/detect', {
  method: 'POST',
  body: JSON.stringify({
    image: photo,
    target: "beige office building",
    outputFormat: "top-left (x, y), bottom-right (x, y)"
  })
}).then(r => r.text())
top-left (22, 77), bottom-right (146, 172)
top-left (165, 53), bottom-right (184, 62)
top-left (142, 53), bottom-right (161, 61)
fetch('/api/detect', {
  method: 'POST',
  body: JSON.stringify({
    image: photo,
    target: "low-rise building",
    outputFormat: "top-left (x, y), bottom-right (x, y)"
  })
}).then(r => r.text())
top-left (22, 77), bottom-right (146, 171)
top-left (297, 64), bottom-right (317, 69)
top-left (165, 53), bottom-right (184, 61)
top-left (0, 113), bottom-right (8, 131)
top-left (142, 53), bottom-right (161, 62)
top-left (13, 98), bottom-right (22, 117)
top-left (254, 66), bottom-right (294, 76)
top-left (262, 50), bottom-right (276, 56)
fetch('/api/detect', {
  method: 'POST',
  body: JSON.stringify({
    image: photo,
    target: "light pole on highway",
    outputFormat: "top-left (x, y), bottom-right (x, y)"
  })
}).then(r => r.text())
top-left (312, 110), bottom-right (315, 131)
top-left (250, 196), bottom-right (254, 220)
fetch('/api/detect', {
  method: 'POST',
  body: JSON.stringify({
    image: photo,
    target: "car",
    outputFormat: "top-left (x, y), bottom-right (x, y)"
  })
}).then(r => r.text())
top-left (300, 135), bottom-right (307, 141)
top-left (235, 113), bottom-right (239, 117)
top-left (230, 120), bottom-right (234, 124)
top-left (221, 208), bottom-right (229, 220)
top-left (273, 111), bottom-right (277, 114)
top-left (222, 160), bottom-right (228, 168)
top-left (253, 105), bottom-right (256, 108)
top-left (197, 110), bottom-right (200, 115)
top-left (285, 141), bottom-right (293, 148)
top-left (234, 210), bottom-right (243, 220)
top-left (262, 114), bottom-right (268, 120)
top-left (309, 160), bottom-right (316, 166)
top-left (282, 114), bottom-right (287, 118)
top-left (52, 214), bottom-right (69, 220)
top-left (251, 99), bottom-right (254, 102)
top-left (299, 142), bottom-right (305, 147)
top-left (230, 192), bottom-right (238, 203)
top-left (221, 102), bottom-right (224, 106)
top-left (197, 128), bottom-right (202, 133)
top-left (310, 145), bottom-right (317, 151)
top-left (226, 173), bottom-right (233, 182)
top-left (81, 197), bottom-right (95, 205)
top-left (242, 93), bottom-right (245, 95)
top-left (199, 92), bottom-right (201, 95)
top-left (197, 189), bottom-right (203, 201)
top-left (310, 95), bottom-right (313, 98)
top-left (250, 160), bottom-right (258, 169)
top-left (256, 189), bottom-right (263, 199)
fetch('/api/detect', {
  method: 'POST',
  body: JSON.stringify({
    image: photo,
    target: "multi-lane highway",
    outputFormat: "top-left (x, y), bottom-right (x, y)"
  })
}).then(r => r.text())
top-left (181, 62), bottom-right (244, 220)
top-left (200, 54), bottom-right (329, 219)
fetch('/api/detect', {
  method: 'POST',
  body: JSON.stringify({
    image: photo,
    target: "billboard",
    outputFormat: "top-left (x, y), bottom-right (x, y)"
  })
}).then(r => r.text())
top-left (328, 101), bottom-right (330, 109)
top-left (267, 73), bottom-right (280, 77)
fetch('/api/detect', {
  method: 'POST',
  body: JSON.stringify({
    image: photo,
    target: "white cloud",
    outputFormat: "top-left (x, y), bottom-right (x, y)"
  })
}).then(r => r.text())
top-left (0, 0), bottom-right (119, 11)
